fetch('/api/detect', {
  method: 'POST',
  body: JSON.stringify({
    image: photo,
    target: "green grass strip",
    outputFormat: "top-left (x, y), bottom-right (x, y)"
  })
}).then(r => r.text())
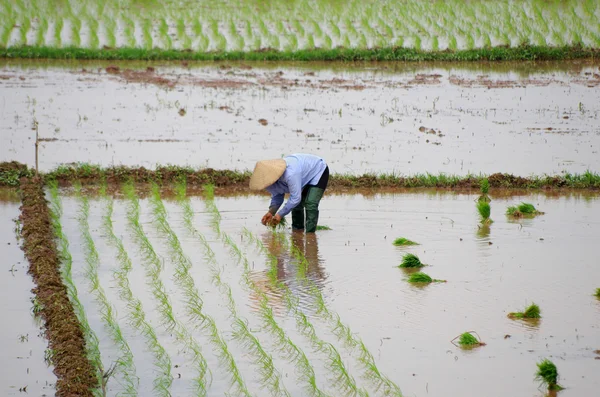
top-left (1, 44), bottom-right (597, 61)
top-left (47, 180), bottom-right (104, 396)
top-left (100, 188), bottom-right (173, 397)
top-left (74, 184), bottom-right (139, 396)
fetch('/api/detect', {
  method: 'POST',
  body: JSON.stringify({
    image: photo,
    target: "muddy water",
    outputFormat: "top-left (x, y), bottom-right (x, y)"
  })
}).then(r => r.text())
top-left (0, 188), bottom-right (56, 396)
top-left (215, 191), bottom-right (600, 397)
top-left (1, 59), bottom-right (599, 176)
top-left (55, 187), bottom-right (600, 396)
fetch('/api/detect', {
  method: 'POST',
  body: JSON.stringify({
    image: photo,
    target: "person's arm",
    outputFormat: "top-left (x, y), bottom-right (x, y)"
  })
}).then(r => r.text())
top-left (262, 189), bottom-right (284, 225)
top-left (277, 172), bottom-right (302, 218)
top-left (269, 193), bottom-right (284, 214)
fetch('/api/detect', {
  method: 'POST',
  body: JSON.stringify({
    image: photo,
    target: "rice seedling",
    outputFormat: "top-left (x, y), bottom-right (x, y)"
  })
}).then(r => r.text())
top-left (70, 16), bottom-right (82, 47)
top-left (150, 182), bottom-right (281, 396)
top-left (123, 182), bottom-right (213, 396)
top-left (535, 359), bottom-right (563, 391)
top-left (141, 18), bottom-right (153, 50)
top-left (508, 303), bottom-right (541, 319)
top-left (595, 288), bottom-right (600, 298)
top-left (478, 178), bottom-right (490, 202)
top-left (506, 202), bottom-right (544, 218)
top-left (393, 237), bottom-right (418, 246)
top-left (452, 331), bottom-right (486, 348)
top-left (407, 272), bottom-right (432, 283)
top-left (477, 200), bottom-right (492, 224)
top-left (248, 226), bottom-right (402, 396)
top-left (398, 253), bottom-right (424, 268)
top-left (316, 225), bottom-right (332, 231)
top-left (74, 186), bottom-right (138, 395)
top-left (46, 181), bottom-right (104, 391)
top-left (101, 192), bottom-right (172, 396)
top-left (201, 184), bottom-right (369, 396)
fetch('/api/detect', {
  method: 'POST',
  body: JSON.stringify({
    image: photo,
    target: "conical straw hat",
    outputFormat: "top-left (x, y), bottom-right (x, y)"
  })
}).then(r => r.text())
top-left (249, 159), bottom-right (287, 190)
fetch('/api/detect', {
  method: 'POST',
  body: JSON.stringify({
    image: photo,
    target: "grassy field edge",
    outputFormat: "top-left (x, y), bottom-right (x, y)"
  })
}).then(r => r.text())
top-left (1, 44), bottom-right (598, 62)
top-left (19, 177), bottom-right (98, 396)
top-left (2, 162), bottom-right (600, 190)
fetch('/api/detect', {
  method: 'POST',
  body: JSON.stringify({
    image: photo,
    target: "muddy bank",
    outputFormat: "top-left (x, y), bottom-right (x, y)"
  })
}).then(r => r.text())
top-left (19, 178), bottom-right (96, 396)
top-left (2, 163), bottom-right (599, 191)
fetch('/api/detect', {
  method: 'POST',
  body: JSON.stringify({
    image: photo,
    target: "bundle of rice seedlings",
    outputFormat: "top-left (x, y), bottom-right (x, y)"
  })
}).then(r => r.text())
top-left (508, 303), bottom-right (541, 319)
top-left (506, 202), bottom-right (544, 218)
top-left (393, 237), bottom-right (418, 246)
top-left (477, 200), bottom-right (492, 224)
top-left (398, 253), bottom-right (424, 268)
top-left (316, 225), bottom-right (332, 230)
top-left (407, 272), bottom-right (432, 283)
top-left (535, 359), bottom-right (563, 391)
top-left (451, 331), bottom-right (485, 348)
top-left (594, 288), bottom-right (600, 298)
top-left (478, 178), bottom-right (491, 202)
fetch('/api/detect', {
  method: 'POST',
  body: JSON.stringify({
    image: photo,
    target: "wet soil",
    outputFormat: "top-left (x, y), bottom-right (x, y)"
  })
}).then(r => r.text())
top-left (18, 178), bottom-right (97, 396)
top-left (1, 59), bottom-right (599, 176)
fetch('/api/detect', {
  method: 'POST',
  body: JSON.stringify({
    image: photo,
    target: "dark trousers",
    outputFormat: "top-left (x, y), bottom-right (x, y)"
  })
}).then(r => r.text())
top-left (292, 166), bottom-right (329, 232)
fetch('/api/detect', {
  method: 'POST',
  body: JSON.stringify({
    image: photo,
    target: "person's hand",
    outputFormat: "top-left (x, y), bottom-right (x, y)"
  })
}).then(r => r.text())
top-left (269, 214), bottom-right (282, 227)
top-left (261, 212), bottom-right (273, 226)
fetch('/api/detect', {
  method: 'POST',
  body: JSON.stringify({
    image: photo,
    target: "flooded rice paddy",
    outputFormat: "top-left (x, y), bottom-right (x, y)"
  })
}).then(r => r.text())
top-left (1, 59), bottom-right (600, 176)
top-left (0, 188), bottom-right (56, 396)
top-left (40, 186), bottom-right (600, 397)
top-left (1, 0), bottom-right (599, 51)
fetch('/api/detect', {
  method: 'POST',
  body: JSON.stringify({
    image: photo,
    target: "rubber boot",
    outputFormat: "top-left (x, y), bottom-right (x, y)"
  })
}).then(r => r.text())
top-left (291, 204), bottom-right (305, 230)
top-left (304, 187), bottom-right (325, 233)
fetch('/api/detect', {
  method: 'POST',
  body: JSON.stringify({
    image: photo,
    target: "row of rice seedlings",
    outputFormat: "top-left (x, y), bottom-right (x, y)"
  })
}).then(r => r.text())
top-left (46, 180), bottom-right (104, 394)
top-left (74, 184), bottom-right (138, 395)
top-left (100, 190), bottom-right (173, 396)
top-left (148, 183), bottom-right (281, 397)
top-left (34, 17), bottom-right (48, 46)
top-left (176, 182), bottom-right (326, 397)
top-left (274, 231), bottom-right (403, 396)
top-left (87, 15), bottom-right (100, 49)
top-left (103, 15), bottom-right (117, 48)
top-left (242, 228), bottom-right (398, 396)
top-left (70, 15), bottom-right (82, 47)
top-left (203, 185), bottom-right (340, 396)
top-left (122, 182), bottom-right (214, 397)
top-left (202, 185), bottom-right (352, 395)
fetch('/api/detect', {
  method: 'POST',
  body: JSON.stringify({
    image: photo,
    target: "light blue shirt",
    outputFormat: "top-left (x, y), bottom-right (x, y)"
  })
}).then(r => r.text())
top-left (266, 154), bottom-right (327, 217)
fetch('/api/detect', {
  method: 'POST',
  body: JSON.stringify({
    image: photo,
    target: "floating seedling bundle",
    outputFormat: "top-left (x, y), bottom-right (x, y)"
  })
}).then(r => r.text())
top-left (407, 272), bottom-right (446, 283)
top-left (451, 331), bottom-right (486, 348)
top-left (506, 202), bottom-right (545, 218)
top-left (508, 303), bottom-right (541, 320)
top-left (398, 253), bottom-right (424, 268)
top-left (478, 178), bottom-right (491, 202)
top-left (535, 359), bottom-right (564, 391)
top-left (393, 237), bottom-right (418, 246)
top-left (476, 200), bottom-right (493, 225)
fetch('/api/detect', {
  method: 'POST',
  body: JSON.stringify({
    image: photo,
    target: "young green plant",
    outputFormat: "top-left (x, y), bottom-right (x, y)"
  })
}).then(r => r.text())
top-left (508, 303), bottom-right (541, 319)
top-left (535, 359), bottom-right (563, 391)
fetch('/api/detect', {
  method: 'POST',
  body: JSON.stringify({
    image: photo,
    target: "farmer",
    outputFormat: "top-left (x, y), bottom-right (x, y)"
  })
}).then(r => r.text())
top-left (249, 153), bottom-right (329, 233)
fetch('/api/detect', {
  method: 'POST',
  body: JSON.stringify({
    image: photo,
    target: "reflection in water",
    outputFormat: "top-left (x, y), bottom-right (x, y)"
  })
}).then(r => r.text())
top-left (476, 223), bottom-right (491, 239)
top-left (248, 230), bottom-right (328, 315)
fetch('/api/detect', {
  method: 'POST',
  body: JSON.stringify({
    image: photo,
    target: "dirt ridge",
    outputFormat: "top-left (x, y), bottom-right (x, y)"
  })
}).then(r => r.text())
top-left (19, 177), bottom-right (97, 396)
top-left (3, 162), bottom-right (600, 190)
